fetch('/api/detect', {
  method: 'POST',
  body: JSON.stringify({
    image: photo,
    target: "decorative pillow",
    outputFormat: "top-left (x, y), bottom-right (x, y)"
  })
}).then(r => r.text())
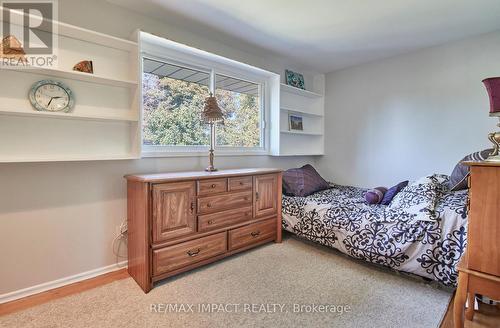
top-left (380, 181), bottom-right (409, 205)
top-left (282, 168), bottom-right (302, 196)
top-left (447, 149), bottom-right (492, 191)
top-left (282, 164), bottom-right (330, 197)
top-left (386, 174), bottom-right (446, 222)
top-left (365, 187), bottom-right (388, 204)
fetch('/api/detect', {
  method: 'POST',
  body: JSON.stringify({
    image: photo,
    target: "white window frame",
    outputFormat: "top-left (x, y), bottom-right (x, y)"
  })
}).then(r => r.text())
top-left (139, 32), bottom-right (279, 157)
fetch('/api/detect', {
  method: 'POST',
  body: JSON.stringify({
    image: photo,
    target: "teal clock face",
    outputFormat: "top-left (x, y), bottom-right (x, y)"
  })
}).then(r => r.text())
top-left (29, 80), bottom-right (75, 112)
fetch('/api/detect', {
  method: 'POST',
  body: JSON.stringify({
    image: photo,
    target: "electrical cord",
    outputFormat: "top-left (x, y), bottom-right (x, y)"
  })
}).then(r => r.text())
top-left (112, 219), bottom-right (128, 267)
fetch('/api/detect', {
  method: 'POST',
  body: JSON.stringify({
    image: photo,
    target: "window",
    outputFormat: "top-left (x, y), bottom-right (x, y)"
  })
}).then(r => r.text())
top-left (143, 59), bottom-right (210, 147)
top-left (142, 56), bottom-right (265, 154)
top-left (215, 74), bottom-right (262, 148)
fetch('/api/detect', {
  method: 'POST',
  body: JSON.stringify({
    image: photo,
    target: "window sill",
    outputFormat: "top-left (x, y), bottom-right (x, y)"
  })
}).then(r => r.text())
top-left (142, 150), bottom-right (270, 158)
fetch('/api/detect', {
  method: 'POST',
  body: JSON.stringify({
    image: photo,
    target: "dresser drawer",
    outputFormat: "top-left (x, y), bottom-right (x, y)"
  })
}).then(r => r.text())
top-left (198, 206), bottom-right (253, 232)
top-left (197, 178), bottom-right (227, 196)
top-left (228, 176), bottom-right (252, 192)
top-left (152, 232), bottom-right (227, 275)
top-left (228, 218), bottom-right (276, 251)
top-left (198, 191), bottom-right (252, 214)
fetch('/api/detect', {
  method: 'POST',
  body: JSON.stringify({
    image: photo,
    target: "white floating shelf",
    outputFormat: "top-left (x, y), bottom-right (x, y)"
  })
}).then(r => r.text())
top-left (57, 22), bottom-right (138, 52)
top-left (280, 130), bottom-right (323, 136)
top-left (0, 107), bottom-right (139, 122)
top-left (0, 154), bottom-right (140, 163)
top-left (271, 75), bottom-right (325, 157)
top-left (4, 67), bottom-right (138, 88)
top-left (0, 8), bottom-right (141, 163)
top-left (2, 7), bottom-right (138, 52)
top-left (280, 83), bottom-right (323, 98)
top-left (281, 106), bottom-right (323, 117)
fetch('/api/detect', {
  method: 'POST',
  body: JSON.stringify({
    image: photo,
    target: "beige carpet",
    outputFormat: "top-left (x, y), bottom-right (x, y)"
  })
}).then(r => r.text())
top-left (0, 236), bottom-right (452, 328)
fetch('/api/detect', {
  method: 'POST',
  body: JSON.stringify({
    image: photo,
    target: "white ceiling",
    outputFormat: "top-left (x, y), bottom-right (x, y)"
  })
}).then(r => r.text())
top-left (109, 0), bottom-right (500, 73)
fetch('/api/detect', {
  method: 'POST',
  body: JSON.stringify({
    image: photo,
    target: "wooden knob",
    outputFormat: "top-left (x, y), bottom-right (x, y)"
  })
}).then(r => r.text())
top-left (207, 203), bottom-right (212, 208)
top-left (239, 182), bottom-right (244, 185)
top-left (211, 184), bottom-right (216, 188)
top-left (208, 220), bottom-right (214, 225)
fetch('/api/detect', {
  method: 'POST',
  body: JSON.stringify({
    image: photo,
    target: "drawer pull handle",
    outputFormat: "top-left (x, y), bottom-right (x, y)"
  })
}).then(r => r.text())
top-left (255, 192), bottom-right (259, 201)
top-left (190, 201), bottom-right (195, 214)
top-left (251, 231), bottom-right (260, 238)
top-left (187, 248), bottom-right (201, 257)
top-left (206, 203), bottom-right (212, 208)
top-left (211, 184), bottom-right (216, 188)
top-left (207, 220), bottom-right (214, 225)
top-left (239, 182), bottom-right (244, 185)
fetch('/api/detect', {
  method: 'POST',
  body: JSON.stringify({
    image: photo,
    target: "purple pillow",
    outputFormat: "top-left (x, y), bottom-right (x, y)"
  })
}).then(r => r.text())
top-left (365, 187), bottom-right (388, 204)
top-left (283, 164), bottom-right (330, 197)
top-left (380, 181), bottom-right (409, 205)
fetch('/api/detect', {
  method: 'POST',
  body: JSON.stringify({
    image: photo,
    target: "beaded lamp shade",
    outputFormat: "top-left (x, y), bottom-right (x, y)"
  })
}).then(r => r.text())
top-left (201, 93), bottom-right (224, 123)
top-left (483, 77), bottom-right (500, 116)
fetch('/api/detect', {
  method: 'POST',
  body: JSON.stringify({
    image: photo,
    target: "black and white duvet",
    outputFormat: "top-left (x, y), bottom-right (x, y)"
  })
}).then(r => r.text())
top-left (282, 174), bottom-right (468, 286)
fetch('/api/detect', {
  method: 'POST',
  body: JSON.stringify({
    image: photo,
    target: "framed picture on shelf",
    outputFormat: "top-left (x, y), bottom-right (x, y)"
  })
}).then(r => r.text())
top-left (285, 69), bottom-right (305, 89)
top-left (288, 114), bottom-right (304, 131)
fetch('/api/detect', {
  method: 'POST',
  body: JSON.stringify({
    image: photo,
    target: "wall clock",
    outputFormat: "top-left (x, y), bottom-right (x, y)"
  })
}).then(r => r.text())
top-left (29, 80), bottom-right (75, 112)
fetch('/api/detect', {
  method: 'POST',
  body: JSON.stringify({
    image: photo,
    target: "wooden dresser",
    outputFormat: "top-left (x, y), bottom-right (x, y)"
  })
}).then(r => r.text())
top-left (454, 162), bottom-right (500, 327)
top-left (125, 168), bottom-right (283, 292)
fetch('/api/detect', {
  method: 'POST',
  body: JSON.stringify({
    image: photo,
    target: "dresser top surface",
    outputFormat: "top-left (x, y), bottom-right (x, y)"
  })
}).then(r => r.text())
top-left (462, 160), bottom-right (500, 167)
top-left (125, 168), bottom-right (282, 183)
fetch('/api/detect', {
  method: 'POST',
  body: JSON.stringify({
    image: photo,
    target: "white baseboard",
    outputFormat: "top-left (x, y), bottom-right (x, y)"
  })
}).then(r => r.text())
top-left (0, 261), bottom-right (128, 304)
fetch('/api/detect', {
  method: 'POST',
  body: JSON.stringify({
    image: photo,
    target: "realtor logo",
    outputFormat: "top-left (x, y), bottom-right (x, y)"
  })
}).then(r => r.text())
top-left (1, 0), bottom-right (58, 67)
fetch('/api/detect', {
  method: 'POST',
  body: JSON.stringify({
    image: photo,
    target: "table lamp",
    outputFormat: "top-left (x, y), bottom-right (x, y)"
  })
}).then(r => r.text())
top-left (483, 77), bottom-right (500, 162)
top-left (201, 93), bottom-right (224, 171)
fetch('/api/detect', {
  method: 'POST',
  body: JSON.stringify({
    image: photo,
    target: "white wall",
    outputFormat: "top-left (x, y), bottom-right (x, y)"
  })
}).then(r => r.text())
top-left (318, 30), bottom-right (500, 187)
top-left (0, 0), bottom-right (318, 296)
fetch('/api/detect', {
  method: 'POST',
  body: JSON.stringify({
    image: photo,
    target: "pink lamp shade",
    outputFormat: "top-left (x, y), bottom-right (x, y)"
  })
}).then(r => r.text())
top-left (482, 77), bottom-right (500, 114)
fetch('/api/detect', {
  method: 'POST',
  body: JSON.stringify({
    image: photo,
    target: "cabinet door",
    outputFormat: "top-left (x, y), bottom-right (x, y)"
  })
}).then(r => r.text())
top-left (152, 181), bottom-right (196, 243)
top-left (254, 174), bottom-right (278, 218)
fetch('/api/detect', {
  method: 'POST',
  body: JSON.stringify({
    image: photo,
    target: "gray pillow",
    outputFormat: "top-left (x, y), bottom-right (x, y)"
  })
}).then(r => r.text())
top-left (447, 149), bottom-right (492, 191)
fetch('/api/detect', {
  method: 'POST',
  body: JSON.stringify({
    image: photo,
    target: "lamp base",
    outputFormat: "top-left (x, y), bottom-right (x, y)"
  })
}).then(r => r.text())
top-left (205, 147), bottom-right (217, 172)
top-left (486, 119), bottom-right (500, 162)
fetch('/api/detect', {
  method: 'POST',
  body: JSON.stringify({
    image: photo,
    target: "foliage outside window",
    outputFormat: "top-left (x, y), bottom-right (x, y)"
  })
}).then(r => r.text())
top-left (215, 74), bottom-right (261, 148)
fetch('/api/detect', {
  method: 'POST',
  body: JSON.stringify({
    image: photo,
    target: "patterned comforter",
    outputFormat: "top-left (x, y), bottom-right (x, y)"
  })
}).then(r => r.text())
top-left (282, 176), bottom-right (468, 286)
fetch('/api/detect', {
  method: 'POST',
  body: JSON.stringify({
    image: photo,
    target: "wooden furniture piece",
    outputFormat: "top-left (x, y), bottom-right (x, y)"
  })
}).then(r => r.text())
top-left (125, 168), bottom-right (283, 292)
top-left (454, 162), bottom-right (500, 328)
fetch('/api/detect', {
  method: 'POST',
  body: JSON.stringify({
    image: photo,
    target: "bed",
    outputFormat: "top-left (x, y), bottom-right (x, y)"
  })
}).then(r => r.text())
top-left (282, 174), bottom-right (468, 286)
